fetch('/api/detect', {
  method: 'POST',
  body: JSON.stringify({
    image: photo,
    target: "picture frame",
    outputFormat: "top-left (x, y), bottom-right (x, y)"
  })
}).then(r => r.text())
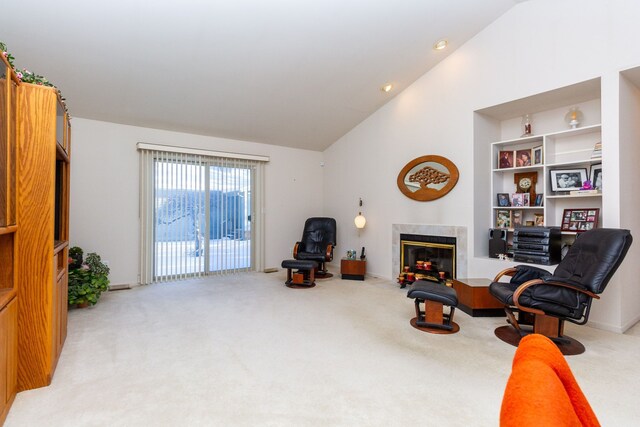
top-left (534, 213), bottom-right (544, 226)
top-left (560, 208), bottom-right (599, 233)
top-left (532, 145), bottom-right (543, 165)
top-left (534, 194), bottom-right (543, 206)
top-left (515, 149), bottom-right (532, 167)
top-left (511, 193), bottom-right (525, 207)
top-left (512, 210), bottom-right (523, 227)
top-left (496, 210), bottom-right (511, 228)
top-left (498, 150), bottom-right (514, 169)
top-left (590, 163), bottom-right (602, 190)
top-left (525, 220), bottom-right (535, 226)
top-left (497, 193), bottom-right (511, 207)
top-left (550, 168), bottom-right (588, 192)
top-left (522, 193), bottom-right (530, 207)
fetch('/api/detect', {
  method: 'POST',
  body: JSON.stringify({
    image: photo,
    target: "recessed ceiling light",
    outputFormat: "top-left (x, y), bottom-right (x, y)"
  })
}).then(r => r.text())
top-left (381, 84), bottom-right (393, 93)
top-left (433, 39), bottom-right (448, 50)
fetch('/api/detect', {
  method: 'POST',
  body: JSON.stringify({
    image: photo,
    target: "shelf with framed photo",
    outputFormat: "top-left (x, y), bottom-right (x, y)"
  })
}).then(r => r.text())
top-left (560, 208), bottom-right (599, 233)
top-left (492, 136), bottom-right (543, 171)
top-left (549, 168), bottom-right (588, 192)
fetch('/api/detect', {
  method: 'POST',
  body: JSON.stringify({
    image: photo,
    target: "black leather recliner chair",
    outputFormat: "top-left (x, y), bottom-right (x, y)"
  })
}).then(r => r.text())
top-left (293, 217), bottom-right (337, 278)
top-left (489, 228), bottom-right (632, 355)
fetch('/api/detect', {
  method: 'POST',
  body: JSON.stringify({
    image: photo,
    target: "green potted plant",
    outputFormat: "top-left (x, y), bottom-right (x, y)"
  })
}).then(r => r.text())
top-left (68, 246), bottom-right (110, 307)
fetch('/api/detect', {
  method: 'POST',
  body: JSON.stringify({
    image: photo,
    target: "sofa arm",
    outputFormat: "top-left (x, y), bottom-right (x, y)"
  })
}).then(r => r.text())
top-left (501, 334), bottom-right (600, 427)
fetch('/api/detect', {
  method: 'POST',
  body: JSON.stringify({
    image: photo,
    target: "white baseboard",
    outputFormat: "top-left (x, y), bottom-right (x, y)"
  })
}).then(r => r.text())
top-left (588, 312), bottom-right (640, 334)
top-left (622, 313), bottom-right (640, 333)
top-left (586, 319), bottom-right (624, 334)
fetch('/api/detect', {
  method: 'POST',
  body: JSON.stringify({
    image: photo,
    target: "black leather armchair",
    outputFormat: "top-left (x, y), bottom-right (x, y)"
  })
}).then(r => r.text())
top-left (489, 228), bottom-right (632, 355)
top-left (293, 217), bottom-right (337, 278)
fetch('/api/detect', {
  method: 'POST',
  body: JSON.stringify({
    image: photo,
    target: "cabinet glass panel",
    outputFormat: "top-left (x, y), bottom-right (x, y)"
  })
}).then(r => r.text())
top-left (0, 61), bottom-right (8, 227)
top-left (8, 80), bottom-right (17, 225)
top-left (56, 99), bottom-right (64, 149)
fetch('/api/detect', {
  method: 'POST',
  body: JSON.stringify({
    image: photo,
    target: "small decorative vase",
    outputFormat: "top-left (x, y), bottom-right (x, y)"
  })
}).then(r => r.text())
top-left (521, 114), bottom-right (533, 137)
top-left (76, 302), bottom-right (89, 309)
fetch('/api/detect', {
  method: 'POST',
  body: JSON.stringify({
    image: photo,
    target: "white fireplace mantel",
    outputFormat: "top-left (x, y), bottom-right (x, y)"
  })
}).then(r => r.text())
top-left (392, 224), bottom-right (468, 278)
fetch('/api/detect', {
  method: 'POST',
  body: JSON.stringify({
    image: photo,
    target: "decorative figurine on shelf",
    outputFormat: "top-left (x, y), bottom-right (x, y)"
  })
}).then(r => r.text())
top-left (498, 253), bottom-right (508, 261)
top-left (564, 107), bottom-right (583, 129)
top-left (581, 180), bottom-right (593, 190)
top-left (521, 114), bottom-right (533, 137)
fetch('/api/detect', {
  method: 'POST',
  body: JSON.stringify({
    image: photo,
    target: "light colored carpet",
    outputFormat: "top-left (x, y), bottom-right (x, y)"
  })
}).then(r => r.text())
top-left (6, 272), bottom-right (640, 426)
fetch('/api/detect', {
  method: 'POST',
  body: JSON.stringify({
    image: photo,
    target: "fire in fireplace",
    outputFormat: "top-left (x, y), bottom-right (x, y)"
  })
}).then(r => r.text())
top-left (399, 233), bottom-right (456, 287)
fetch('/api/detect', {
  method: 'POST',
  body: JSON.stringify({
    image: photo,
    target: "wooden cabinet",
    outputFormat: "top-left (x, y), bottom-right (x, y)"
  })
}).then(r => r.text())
top-left (451, 278), bottom-right (503, 317)
top-left (341, 259), bottom-right (366, 280)
top-left (16, 82), bottom-right (70, 391)
top-left (0, 295), bottom-right (17, 425)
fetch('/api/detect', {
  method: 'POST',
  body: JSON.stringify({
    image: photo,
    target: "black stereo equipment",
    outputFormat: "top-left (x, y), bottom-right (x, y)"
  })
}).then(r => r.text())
top-left (513, 227), bottom-right (561, 265)
top-left (489, 228), bottom-right (508, 258)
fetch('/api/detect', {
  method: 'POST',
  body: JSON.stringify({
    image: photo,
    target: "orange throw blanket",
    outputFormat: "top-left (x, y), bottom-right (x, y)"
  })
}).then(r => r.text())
top-left (500, 334), bottom-right (600, 427)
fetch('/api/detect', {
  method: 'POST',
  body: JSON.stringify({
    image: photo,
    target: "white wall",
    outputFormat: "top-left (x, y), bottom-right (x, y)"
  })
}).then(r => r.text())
top-left (618, 72), bottom-right (640, 330)
top-left (70, 118), bottom-right (323, 285)
top-left (323, 0), bottom-right (640, 331)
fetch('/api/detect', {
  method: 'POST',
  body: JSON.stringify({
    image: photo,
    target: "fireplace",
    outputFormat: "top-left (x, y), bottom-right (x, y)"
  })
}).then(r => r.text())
top-left (400, 234), bottom-right (456, 281)
top-left (392, 224), bottom-right (467, 283)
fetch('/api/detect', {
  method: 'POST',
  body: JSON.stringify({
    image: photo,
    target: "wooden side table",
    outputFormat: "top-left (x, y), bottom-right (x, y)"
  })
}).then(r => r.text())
top-left (451, 278), bottom-right (504, 317)
top-left (341, 258), bottom-right (366, 280)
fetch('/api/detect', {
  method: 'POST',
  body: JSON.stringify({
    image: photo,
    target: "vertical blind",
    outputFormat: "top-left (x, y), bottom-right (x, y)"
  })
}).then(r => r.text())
top-left (138, 143), bottom-right (267, 285)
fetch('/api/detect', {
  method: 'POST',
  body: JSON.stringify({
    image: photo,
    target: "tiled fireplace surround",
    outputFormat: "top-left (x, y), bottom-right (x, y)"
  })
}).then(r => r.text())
top-left (392, 224), bottom-right (468, 279)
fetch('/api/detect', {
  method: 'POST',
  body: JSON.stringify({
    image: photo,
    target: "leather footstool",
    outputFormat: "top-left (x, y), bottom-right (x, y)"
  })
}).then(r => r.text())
top-left (407, 280), bottom-right (460, 334)
top-left (281, 259), bottom-right (318, 288)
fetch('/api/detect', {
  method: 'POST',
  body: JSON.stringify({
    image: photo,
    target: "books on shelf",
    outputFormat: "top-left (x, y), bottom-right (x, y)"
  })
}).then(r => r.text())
top-left (591, 142), bottom-right (602, 159)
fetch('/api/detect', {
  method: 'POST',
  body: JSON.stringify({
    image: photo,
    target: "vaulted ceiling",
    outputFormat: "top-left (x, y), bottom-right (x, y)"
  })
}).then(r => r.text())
top-left (2, 0), bottom-right (526, 151)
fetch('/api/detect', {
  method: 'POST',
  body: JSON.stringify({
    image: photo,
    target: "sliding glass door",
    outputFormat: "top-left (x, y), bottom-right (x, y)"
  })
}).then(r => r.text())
top-left (208, 163), bottom-right (252, 273)
top-left (152, 155), bottom-right (254, 280)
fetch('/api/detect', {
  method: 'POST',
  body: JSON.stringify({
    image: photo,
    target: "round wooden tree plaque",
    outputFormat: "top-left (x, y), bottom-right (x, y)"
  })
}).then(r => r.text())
top-left (397, 155), bottom-right (459, 201)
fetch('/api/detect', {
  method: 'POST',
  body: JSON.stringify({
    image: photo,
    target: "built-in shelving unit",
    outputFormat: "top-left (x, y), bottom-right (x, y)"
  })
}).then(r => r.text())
top-left (491, 124), bottom-right (602, 229)
top-left (473, 78), bottom-right (602, 260)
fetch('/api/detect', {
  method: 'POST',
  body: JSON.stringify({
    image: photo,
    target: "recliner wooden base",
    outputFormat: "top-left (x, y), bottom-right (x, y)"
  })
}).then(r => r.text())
top-left (495, 308), bottom-right (585, 355)
top-left (495, 325), bottom-right (585, 355)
